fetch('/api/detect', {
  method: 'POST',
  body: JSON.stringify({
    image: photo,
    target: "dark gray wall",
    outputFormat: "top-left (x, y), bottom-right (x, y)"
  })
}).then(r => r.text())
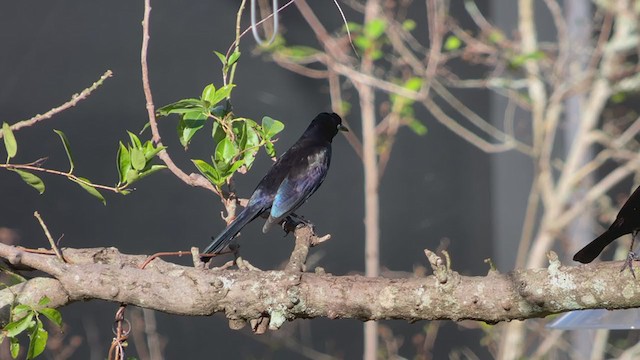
top-left (0, 1), bottom-right (492, 358)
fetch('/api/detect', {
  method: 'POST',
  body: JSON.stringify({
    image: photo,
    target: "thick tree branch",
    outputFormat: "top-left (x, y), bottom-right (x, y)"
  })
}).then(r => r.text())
top-left (3, 244), bottom-right (640, 330)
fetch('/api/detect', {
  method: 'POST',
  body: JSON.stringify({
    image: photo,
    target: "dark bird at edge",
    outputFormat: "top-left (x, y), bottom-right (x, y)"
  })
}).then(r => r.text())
top-left (573, 185), bottom-right (640, 264)
top-left (202, 112), bottom-right (348, 256)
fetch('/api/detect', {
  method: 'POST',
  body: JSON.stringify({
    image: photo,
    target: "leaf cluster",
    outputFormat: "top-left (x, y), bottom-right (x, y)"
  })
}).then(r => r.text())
top-left (0, 296), bottom-right (62, 359)
top-left (157, 50), bottom-right (284, 192)
top-left (116, 131), bottom-right (167, 190)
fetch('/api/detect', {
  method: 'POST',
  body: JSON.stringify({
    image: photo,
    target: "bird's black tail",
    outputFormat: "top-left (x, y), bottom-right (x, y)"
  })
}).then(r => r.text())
top-left (573, 229), bottom-right (625, 264)
top-left (202, 208), bottom-right (257, 255)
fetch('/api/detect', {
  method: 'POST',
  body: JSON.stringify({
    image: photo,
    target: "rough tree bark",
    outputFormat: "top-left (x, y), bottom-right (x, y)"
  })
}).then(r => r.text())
top-left (2, 228), bottom-right (640, 332)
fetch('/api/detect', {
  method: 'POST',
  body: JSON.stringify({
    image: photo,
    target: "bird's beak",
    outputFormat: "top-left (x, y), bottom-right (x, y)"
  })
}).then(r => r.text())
top-left (338, 124), bottom-right (349, 132)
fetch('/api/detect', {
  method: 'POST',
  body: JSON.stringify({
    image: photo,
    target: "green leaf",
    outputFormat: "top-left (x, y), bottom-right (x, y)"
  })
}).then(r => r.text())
top-left (233, 121), bottom-right (248, 147)
top-left (127, 131), bottom-right (142, 148)
top-left (37, 296), bottom-right (50, 307)
top-left (353, 36), bottom-right (371, 51)
top-left (39, 308), bottom-right (62, 327)
top-left (12, 305), bottom-right (30, 316)
top-left (157, 98), bottom-right (204, 116)
top-left (11, 169), bottom-right (45, 194)
top-left (192, 159), bottom-right (222, 186)
top-left (140, 121), bottom-right (151, 134)
top-left (212, 121), bottom-right (226, 144)
top-left (213, 50), bottom-right (227, 65)
top-left (344, 22), bottom-right (362, 32)
top-left (54, 129), bottom-right (75, 173)
top-left (510, 50), bottom-right (546, 68)
top-left (5, 312), bottom-right (34, 337)
top-left (264, 140), bottom-right (277, 158)
top-left (611, 92), bottom-right (627, 104)
top-left (364, 18), bottom-right (386, 39)
top-left (207, 84), bottom-right (235, 108)
top-left (444, 35), bottom-right (462, 51)
top-left (488, 30), bottom-right (505, 44)
top-left (402, 19), bottom-right (416, 31)
top-left (177, 114), bottom-right (206, 148)
top-left (277, 46), bottom-right (319, 60)
top-left (2, 122), bottom-right (17, 161)
top-left (261, 116), bottom-right (284, 138)
top-left (27, 323), bottom-right (47, 359)
top-left (408, 118), bottom-right (428, 136)
top-left (215, 138), bottom-right (237, 164)
top-left (125, 169), bottom-right (138, 184)
top-left (10, 337), bottom-right (19, 358)
top-left (72, 177), bottom-right (106, 205)
top-left (404, 77), bottom-right (423, 91)
top-left (201, 84), bottom-right (216, 104)
top-left (143, 142), bottom-right (165, 161)
top-left (221, 159), bottom-right (245, 178)
top-left (243, 126), bottom-right (260, 170)
top-left (130, 148), bottom-right (146, 171)
top-left (1, 269), bottom-right (27, 285)
top-left (340, 101), bottom-right (352, 114)
top-left (116, 142), bottom-right (131, 185)
top-left (137, 164), bottom-right (166, 181)
top-left (228, 50), bottom-right (241, 66)
top-left (211, 104), bottom-right (230, 118)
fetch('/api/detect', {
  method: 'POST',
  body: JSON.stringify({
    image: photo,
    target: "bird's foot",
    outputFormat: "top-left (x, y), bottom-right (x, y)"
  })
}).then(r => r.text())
top-left (620, 251), bottom-right (639, 279)
top-left (282, 215), bottom-right (315, 235)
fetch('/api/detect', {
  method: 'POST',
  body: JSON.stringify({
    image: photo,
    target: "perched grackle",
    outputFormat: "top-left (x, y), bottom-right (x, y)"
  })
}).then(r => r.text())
top-left (202, 112), bottom-right (348, 255)
top-left (573, 185), bottom-right (640, 264)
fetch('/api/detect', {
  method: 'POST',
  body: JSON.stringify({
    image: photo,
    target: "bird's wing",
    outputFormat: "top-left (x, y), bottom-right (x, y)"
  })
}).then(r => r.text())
top-left (262, 149), bottom-right (330, 232)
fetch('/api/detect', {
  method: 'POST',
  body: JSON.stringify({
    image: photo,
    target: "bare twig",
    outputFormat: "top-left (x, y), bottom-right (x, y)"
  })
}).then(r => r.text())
top-left (139, 0), bottom-right (219, 196)
top-left (327, 69), bottom-right (364, 159)
top-left (0, 71), bottom-right (113, 139)
top-left (1, 163), bottom-right (123, 193)
top-left (33, 211), bottom-right (65, 262)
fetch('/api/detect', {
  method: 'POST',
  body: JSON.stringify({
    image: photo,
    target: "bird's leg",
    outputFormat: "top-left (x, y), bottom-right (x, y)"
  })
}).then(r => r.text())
top-left (281, 213), bottom-right (315, 236)
top-left (620, 231), bottom-right (639, 278)
top-left (231, 243), bottom-right (261, 271)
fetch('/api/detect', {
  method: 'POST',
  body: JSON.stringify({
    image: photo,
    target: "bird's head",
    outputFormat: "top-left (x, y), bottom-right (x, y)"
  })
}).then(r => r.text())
top-left (306, 112), bottom-right (349, 141)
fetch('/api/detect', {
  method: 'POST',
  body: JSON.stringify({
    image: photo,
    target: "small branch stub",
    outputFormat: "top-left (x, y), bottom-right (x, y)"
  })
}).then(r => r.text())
top-left (424, 248), bottom-right (449, 284)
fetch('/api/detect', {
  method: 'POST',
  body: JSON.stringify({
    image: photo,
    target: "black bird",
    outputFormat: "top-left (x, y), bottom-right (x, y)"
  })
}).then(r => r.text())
top-left (573, 185), bottom-right (640, 263)
top-left (202, 112), bottom-right (348, 255)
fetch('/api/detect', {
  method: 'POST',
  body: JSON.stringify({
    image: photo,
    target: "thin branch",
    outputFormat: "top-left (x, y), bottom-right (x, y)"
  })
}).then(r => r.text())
top-left (0, 70), bottom-right (113, 139)
top-left (225, 0), bottom-right (297, 58)
top-left (515, 179), bottom-right (540, 268)
top-left (519, 0), bottom-right (548, 154)
top-left (430, 81), bottom-right (533, 154)
top-left (422, 96), bottom-right (515, 153)
top-left (1, 163), bottom-right (122, 193)
top-left (542, 0), bottom-right (568, 85)
top-left (139, 0), bottom-right (219, 196)
top-left (33, 211), bottom-right (65, 262)
top-left (424, 0), bottom-right (445, 99)
top-left (327, 69), bottom-right (364, 159)
top-left (294, 0), bottom-right (352, 63)
top-left (612, 116), bottom-right (640, 149)
top-left (553, 154), bottom-right (640, 232)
